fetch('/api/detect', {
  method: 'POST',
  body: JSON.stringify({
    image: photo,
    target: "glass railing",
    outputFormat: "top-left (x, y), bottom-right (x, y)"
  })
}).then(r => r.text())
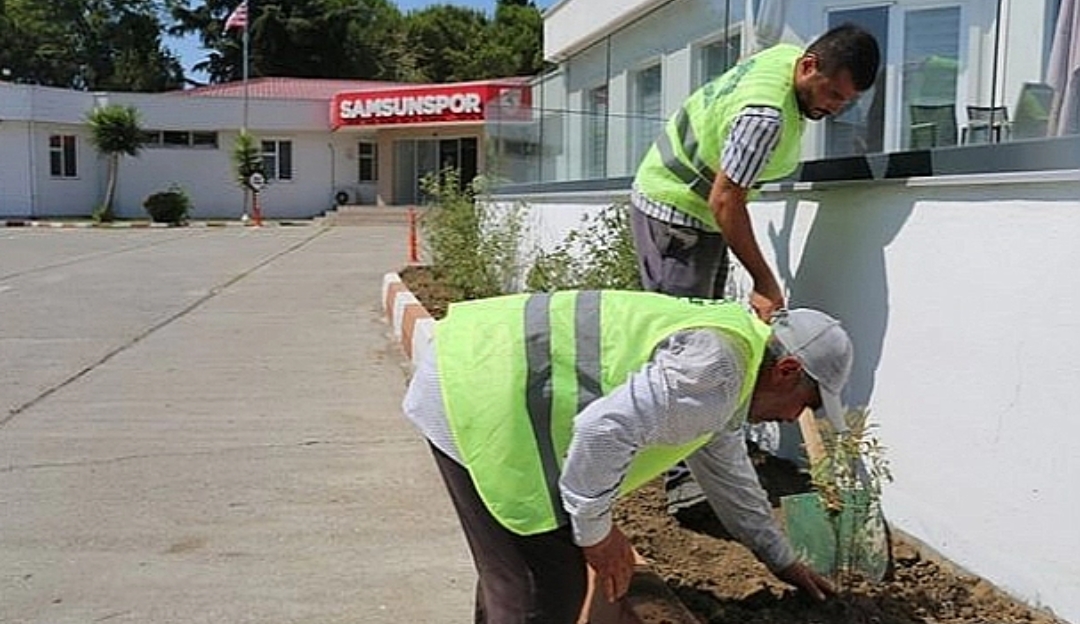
top-left (485, 102), bottom-right (666, 185)
top-left (485, 0), bottom-right (1078, 187)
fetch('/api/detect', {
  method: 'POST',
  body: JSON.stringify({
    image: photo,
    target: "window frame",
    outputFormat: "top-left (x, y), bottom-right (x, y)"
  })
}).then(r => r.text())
top-left (48, 134), bottom-right (78, 179)
top-left (627, 60), bottom-right (664, 171)
top-left (693, 27), bottom-right (743, 89)
top-left (261, 139), bottom-right (294, 181)
top-left (584, 83), bottom-right (609, 179)
top-left (140, 130), bottom-right (218, 149)
top-left (357, 141), bottom-right (378, 183)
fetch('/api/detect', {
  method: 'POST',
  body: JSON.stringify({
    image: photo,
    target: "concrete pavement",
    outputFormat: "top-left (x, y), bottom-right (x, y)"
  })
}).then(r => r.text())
top-left (0, 224), bottom-right (473, 623)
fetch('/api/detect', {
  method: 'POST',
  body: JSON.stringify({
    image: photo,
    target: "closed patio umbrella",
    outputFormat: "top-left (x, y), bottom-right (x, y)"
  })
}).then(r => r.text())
top-left (1047, 0), bottom-right (1080, 135)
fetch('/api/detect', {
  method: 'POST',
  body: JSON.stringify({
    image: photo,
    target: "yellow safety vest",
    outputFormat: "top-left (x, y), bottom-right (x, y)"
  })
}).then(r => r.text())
top-left (633, 44), bottom-right (806, 230)
top-left (435, 291), bottom-right (770, 535)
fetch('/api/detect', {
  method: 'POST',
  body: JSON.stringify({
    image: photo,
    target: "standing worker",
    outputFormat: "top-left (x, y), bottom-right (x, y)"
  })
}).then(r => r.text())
top-left (630, 23), bottom-right (880, 516)
top-left (403, 290), bottom-right (855, 623)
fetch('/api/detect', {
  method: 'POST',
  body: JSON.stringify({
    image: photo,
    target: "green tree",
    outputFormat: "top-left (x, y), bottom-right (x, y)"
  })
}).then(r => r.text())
top-left (86, 104), bottom-right (145, 222)
top-left (232, 130), bottom-right (264, 185)
top-left (404, 4), bottom-right (489, 82)
top-left (403, 1), bottom-right (543, 83)
top-left (168, 0), bottom-right (406, 83)
top-left (1, 0), bottom-right (181, 90)
top-left (480, 0), bottom-right (544, 78)
top-left (167, 0), bottom-right (543, 85)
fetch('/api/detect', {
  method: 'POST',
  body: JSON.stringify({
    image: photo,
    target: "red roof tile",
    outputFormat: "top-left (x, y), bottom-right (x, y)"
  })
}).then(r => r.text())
top-left (171, 76), bottom-right (534, 101)
top-left (171, 77), bottom-right (408, 100)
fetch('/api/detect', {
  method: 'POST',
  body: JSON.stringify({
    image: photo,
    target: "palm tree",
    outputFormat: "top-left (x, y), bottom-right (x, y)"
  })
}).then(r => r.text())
top-left (232, 130), bottom-right (264, 220)
top-left (86, 104), bottom-right (145, 222)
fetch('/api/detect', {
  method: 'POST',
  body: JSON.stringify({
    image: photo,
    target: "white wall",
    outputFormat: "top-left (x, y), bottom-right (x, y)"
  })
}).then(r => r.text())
top-left (0, 121), bottom-right (33, 216)
top-left (30, 122), bottom-right (101, 217)
top-left (544, 0), bottom-right (665, 61)
top-left (0, 82), bottom-right (367, 219)
top-left (489, 170), bottom-right (1080, 623)
top-left (756, 172), bottom-right (1080, 622)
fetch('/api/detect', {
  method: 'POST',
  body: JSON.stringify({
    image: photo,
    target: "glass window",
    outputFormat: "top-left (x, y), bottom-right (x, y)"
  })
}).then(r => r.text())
top-left (585, 85), bottom-right (608, 179)
top-left (825, 7), bottom-right (888, 156)
top-left (191, 132), bottom-right (218, 148)
top-left (630, 64), bottom-right (663, 170)
top-left (460, 137), bottom-right (478, 187)
top-left (163, 131), bottom-right (190, 147)
top-left (358, 141), bottom-right (378, 182)
top-left (698, 35), bottom-right (741, 88)
top-left (262, 140), bottom-right (293, 180)
top-left (140, 131), bottom-right (162, 146)
top-left (49, 135), bottom-right (77, 178)
top-left (902, 7), bottom-right (961, 149)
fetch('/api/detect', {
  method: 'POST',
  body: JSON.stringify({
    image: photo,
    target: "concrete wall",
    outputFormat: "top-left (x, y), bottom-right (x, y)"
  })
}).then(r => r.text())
top-left (488, 169), bottom-right (1080, 623)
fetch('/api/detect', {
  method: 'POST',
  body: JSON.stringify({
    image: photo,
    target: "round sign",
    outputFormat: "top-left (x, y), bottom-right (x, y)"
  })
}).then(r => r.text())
top-left (248, 172), bottom-right (266, 192)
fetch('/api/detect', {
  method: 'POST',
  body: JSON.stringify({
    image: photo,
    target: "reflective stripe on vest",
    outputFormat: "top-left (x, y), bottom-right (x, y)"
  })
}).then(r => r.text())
top-left (633, 44), bottom-right (804, 228)
top-left (656, 109), bottom-right (720, 201)
top-left (523, 291), bottom-right (602, 527)
top-left (436, 291), bottom-right (771, 535)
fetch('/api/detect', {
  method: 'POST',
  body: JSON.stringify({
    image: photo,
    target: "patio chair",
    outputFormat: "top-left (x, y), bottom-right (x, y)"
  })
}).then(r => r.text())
top-left (1012, 82), bottom-right (1056, 140)
top-left (909, 104), bottom-right (957, 148)
top-left (964, 105), bottom-right (1010, 144)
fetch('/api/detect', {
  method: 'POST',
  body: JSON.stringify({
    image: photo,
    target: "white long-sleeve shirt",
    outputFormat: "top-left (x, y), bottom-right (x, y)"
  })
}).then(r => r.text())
top-left (402, 327), bottom-right (796, 572)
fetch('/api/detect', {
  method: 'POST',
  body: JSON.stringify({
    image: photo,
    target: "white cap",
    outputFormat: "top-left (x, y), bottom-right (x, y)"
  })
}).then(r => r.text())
top-left (771, 308), bottom-right (854, 432)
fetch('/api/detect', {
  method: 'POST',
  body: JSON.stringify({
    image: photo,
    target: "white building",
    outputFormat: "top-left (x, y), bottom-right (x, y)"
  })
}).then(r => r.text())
top-left (484, 0), bottom-right (1080, 621)
top-left (0, 76), bottom-right (530, 220)
top-left (1, 0), bottom-right (1078, 619)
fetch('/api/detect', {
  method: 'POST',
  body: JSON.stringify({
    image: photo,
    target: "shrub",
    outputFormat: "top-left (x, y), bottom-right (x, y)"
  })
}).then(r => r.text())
top-left (809, 407), bottom-right (893, 586)
top-left (526, 203), bottom-right (641, 291)
top-left (419, 169), bottom-right (526, 300)
top-left (143, 186), bottom-right (191, 224)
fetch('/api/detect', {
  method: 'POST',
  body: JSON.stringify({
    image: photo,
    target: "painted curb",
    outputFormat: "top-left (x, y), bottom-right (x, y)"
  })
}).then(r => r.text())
top-left (381, 272), bottom-right (434, 365)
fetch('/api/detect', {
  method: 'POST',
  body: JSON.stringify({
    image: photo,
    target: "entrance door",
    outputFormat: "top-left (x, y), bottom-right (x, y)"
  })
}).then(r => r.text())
top-left (392, 137), bottom-right (479, 205)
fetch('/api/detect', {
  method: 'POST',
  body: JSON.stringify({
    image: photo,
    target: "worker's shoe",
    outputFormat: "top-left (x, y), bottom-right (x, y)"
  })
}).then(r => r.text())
top-left (664, 475), bottom-right (707, 516)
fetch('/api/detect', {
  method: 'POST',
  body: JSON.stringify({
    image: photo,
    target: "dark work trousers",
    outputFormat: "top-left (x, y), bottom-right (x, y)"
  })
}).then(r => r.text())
top-left (628, 205), bottom-right (730, 299)
top-left (429, 444), bottom-right (588, 624)
top-left (629, 205), bottom-right (729, 488)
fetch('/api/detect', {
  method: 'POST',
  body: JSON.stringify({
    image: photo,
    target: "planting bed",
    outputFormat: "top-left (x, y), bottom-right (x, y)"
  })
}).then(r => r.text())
top-left (398, 266), bottom-right (1066, 624)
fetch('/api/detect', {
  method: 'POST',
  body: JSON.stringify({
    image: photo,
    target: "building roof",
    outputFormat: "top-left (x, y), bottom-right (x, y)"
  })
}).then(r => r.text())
top-left (171, 77), bottom-right (409, 101)
top-left (171, 76), bottom-right (535, 101)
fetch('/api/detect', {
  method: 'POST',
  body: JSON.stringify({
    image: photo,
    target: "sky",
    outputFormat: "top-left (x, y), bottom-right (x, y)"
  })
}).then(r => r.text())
top-left (169, 0), bottom-right (555, 83)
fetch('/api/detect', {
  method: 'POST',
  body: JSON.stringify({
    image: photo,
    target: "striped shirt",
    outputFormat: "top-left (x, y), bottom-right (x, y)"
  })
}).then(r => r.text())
top-left (633, 105), bottom-right (783, 225)
top-left (402, 328), bottom-right (796, 572)
top-left (722, 106), bottom-right (784, 188)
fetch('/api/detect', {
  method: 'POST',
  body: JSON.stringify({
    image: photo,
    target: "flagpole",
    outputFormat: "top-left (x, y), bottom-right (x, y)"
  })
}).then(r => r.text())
top-left (242, 1), bottom-right (250, 132)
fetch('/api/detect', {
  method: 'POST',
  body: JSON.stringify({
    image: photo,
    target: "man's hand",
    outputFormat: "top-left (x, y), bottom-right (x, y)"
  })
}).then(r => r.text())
top-left (775, 561), bottom-right (836, 601)
top-left (582, 526), bottom-right (635, 603)
top-left (750, 287), bottom-right (785, 322)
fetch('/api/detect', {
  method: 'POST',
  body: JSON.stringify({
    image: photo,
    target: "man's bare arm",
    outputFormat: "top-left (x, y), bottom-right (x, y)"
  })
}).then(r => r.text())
top-left (708, 172), bottom-right (784, 319)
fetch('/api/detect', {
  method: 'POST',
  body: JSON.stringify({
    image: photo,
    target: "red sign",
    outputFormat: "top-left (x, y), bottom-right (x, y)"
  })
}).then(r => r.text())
top-left (331, 82), bottom-right (531, 129)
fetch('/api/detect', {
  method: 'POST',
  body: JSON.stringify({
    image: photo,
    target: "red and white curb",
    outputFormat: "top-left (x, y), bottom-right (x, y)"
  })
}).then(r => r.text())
top-left (381, 272), bottom-right (435, 365)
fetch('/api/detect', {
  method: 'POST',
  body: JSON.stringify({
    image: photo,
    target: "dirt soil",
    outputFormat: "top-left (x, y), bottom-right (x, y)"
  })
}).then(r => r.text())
top-left (399, 265), bottom-right (1066, 624)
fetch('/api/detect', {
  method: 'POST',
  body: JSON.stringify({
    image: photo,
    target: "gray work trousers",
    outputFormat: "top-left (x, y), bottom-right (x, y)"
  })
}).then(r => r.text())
top-left (430, 444), bottom-right (588, 624)
top-left (628, 205), bottom-right (730, 299)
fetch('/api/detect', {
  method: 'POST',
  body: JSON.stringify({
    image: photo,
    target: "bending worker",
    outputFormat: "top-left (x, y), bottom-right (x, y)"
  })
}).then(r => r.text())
top-left (403, 290), bottom-right (855, 623)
